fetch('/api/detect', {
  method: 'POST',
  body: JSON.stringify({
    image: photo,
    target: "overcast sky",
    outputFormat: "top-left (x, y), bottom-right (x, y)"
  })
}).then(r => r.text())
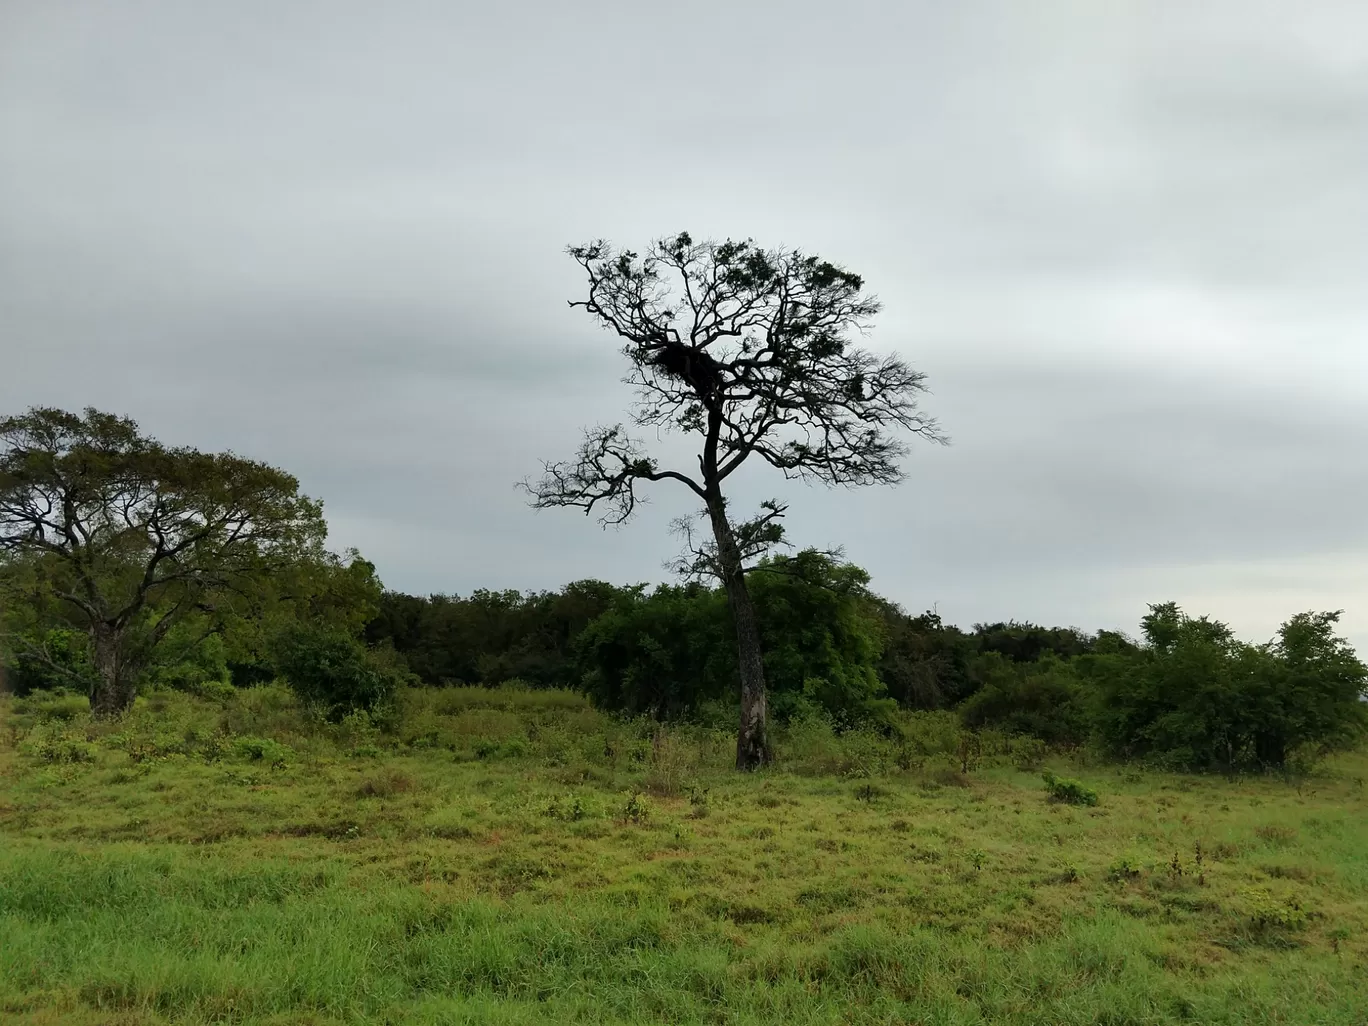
top-left (2, 0), bottom-right (1366, 651)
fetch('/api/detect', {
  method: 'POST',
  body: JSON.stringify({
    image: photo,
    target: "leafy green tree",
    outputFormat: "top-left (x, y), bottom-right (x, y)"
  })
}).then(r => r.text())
top-left (749, 551), bottom-right (894, 727)
top-left (574, 551), bottom-right (893, 727)
top-left (528, 233), bottom-right (944, 768)
top-left (1255, 611), bottom-right (1368, 765)
top-left (364, 580), bottom-right (631, 687)
top-left (873, 606), bottom-right (977, 709)
top-left (0, 407), bottom-right (327, 716)
top-left (971, 621), bottom-right (1095, 663)
top-left (218, 548), bottom-right (383, 687)
top-left (1092, 603), bottom-right (1367, 770)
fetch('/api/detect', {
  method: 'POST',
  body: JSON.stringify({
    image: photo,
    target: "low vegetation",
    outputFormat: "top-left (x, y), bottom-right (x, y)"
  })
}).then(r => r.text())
top-left (3, 685), bottom-right (1368, 1024)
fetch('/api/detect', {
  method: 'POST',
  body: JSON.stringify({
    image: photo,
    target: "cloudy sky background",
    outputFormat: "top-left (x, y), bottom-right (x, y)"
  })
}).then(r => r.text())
top-left (3, 0), bottom-right (1366, 650)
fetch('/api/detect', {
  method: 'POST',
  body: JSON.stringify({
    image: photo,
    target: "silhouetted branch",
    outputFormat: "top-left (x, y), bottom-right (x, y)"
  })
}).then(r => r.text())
top-left (525, 425), bottom-right (705, 527)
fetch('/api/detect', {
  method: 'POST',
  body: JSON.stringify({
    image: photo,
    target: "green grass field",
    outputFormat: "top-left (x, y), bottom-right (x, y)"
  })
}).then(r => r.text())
top-left (2, 686), bottom-right (1366, 1024)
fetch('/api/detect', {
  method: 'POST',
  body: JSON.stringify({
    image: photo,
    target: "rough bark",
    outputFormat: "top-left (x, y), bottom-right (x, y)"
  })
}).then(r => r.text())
top-left (89, 624), bottom-right (136, 717)
top-left (708, 500), bottom-right (772, 770)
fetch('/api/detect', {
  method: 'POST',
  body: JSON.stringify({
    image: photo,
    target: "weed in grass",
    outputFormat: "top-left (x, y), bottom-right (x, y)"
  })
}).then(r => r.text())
top-left (355, 768), bottom-right (417, 798)
top-left (1244, 888), bottom-right (1311, 935)
top-left (1108, 856), bottom-right (1144, 882)
top-left (1012, 736), bottom-right (1048, 771)
top-left (1256, 824), bottom-right (1299, 846)
top-left (929, 766), bottom-right (971, 788)
top-left (1043, 770), bottom-right (1099, 806)
top-left (687, 785), bottom-right (711, 819)
top-left (644, 730), bottom-right (696, 797)
top-left (622, 790), bottom-right (650, 823)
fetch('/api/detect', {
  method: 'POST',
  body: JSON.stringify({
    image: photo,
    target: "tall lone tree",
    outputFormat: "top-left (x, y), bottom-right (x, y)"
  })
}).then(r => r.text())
top-left (528, 233), bottom-right (945, 769)
top-left (0, 407), bottom-right (327, 716)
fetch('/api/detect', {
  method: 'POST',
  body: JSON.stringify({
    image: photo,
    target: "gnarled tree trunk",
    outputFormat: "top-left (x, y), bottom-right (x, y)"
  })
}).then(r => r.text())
top-left (708, 501), bottom-right (772, 770)
top-left (89, 623), bottom-right (136, 718)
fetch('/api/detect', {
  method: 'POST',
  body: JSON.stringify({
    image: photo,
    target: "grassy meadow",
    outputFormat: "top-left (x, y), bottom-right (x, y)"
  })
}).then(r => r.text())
top-left (2, 686), bottom-right (1367, 1025)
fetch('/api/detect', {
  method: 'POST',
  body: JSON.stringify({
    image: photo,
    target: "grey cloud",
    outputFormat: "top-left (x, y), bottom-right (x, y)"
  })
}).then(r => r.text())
top-left (2, 0), bottom-right (1365, 652)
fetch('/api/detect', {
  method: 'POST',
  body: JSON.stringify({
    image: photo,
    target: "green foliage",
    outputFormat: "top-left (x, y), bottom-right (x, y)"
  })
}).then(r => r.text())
top-left (1011, 736), bottom-right (1049, 771)
top-left (751, 553), bottom-right (896, 728)
top-left (270, 624), bottom-right (409, 720)
top-left (366, 579), bottom-right (631, 687)
top-left (873, 608), bottom-right (976, 709)
top-left (1, 628), bottom-right (96, 695)
top-left (621, 790), bottom-right (651, 823)
top-left (1243, 888), bottom-right (1311, 934)
top-left (219, 548), bottom-right (387, 687)
top-left (574, 583), bottom-right (733, 717)
top-left (222, 735), bottom-right (293, 765)
top-left (1092, 603), bottom-right (1367, 771)
top-left (1042, 770), bottom-right (1098, 806)
top-left (10, 688), bottom-right (90, 725)
top-left (19, 721), bottom-right (98, 763)
top-left (959, 652), bottom-right (1090, 744)
top-left (141, 630), bottom-right (232, 695)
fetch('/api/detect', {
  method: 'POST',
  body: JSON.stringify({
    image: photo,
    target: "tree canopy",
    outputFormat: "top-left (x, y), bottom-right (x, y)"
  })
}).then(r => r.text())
top-left (0, 407), bottom-right (327, 715)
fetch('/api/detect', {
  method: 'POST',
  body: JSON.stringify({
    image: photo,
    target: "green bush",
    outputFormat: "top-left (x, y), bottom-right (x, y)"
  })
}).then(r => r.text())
top-left (1042, 771), bottom-right (1098, 806)
top-left (959, 652), bottom-right (1090, 745)
top-left (575, 551), bottom-right (896, 728)
top-left (1012, 736), bottom-right (1049, 771)
top-left (271, 625), bottom-right (408, 720)
top-left (229, 736), bottom-right (294, 764)
top-left (19, 722), bottom-right (97, 763)
top-left (11, 688), bottom-right (90, 724)
top-left (1243, 889), bottom-right (1310, 933)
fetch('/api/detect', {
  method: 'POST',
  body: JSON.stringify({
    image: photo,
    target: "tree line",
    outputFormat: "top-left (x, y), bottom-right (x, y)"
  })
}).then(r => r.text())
top-left (362, 563), bottom-right (1367, 773)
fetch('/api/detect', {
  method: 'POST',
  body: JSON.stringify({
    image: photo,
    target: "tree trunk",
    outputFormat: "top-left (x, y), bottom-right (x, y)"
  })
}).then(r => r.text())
top-left (707, 502), bottom-right (772, 770)
top-left (89, 624), bottom-right (135, 718)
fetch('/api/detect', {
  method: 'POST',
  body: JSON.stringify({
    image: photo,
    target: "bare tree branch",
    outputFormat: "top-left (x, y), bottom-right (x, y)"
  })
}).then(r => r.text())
top-left (523, 425), bottom-right (705, 526)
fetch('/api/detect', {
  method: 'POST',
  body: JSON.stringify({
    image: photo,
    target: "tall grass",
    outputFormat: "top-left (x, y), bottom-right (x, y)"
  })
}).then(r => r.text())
top-left (2, 686), bottom-right (1367, 1024)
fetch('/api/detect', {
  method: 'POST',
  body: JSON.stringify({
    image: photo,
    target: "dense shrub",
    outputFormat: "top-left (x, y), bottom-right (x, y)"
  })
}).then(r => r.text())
top-left (365, 580), bottom-right (631, 687)
top-left (874, 609), bottom-right (976, 710)
top-left (957, 652), bottom-right (1090, 744)
top-left (572, 552), bottom-right (897, 728)
top-left (271, 625), bottom-right (410, 720)
top-left (751, 553), bottom-right (896, 728)
top-left (1091, 604), bottom-right (1367, 771)
top-left (574, 583), bottom-right (734, 718)
top-left (142, 632), bottom-right (233, 695)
